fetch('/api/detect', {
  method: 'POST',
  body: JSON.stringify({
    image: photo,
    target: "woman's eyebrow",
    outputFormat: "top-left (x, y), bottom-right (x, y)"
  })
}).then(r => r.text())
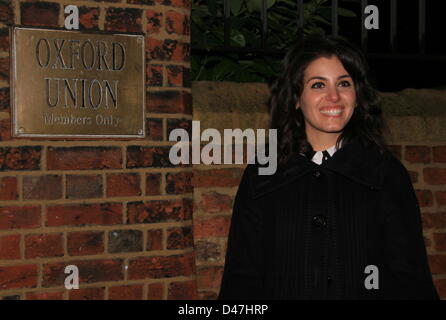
top-left (306, 74), bottom-right (352, 83)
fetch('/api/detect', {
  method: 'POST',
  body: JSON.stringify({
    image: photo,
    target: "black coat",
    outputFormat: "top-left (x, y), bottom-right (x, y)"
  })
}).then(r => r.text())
top-left (219, 139), bottom-right (439, 300)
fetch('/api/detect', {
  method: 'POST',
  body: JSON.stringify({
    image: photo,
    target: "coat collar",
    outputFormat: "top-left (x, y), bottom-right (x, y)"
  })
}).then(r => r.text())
top-left (248, 139), bottom-right (391, 199)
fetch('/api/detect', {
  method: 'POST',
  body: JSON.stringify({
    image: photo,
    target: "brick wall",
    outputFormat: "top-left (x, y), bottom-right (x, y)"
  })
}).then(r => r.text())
top-left (0, 0), bottom-right (195, 300)
top-left (192, 82), bottom-right (446, 300)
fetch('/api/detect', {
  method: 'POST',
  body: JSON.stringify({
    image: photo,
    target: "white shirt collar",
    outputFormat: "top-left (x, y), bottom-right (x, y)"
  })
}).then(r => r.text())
top-left (298, 139), bottom-right (344, 164)
top-left (312, 144), bottom-right (335, 165)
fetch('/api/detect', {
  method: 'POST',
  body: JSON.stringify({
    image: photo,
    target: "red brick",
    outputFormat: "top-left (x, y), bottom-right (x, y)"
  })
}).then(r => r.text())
top-left (0, 264), bottom-right (38, 289)
top-left (167, 226), bottom-right (193, 249)
top-left (146, 173), bottom-right (161, 195)
top-left (47, 147), bottom-right (122, 170)
top-left (43, 259), bottom-right (123, 287)
top-left (77, 6), bottom-right (99, 31)
top-left (196, 266), bottom-right (224, 290)
top-left (428, 255), bottom-right (446, 275)
top-left (168, 280), bottom-right (197, 299)
top-left (199, 191), bottom-right (233, 213)
top-left (69, 287), bottom-right (105, 300)
top-left (165, 10), bottom-right (190, 35)
top-left (128, 252), bottom-right (194, 280)
top-left (146, 90), bottom-right (192, 114)
top-left (107, 173), bottom-right (141, 197)
top-left (126, 146), bottom-right (175, 168)
top-left (167, 118), bottom-right (191, 138)
top-left (46, 203), bottom-right (122, 227)
top-left (0, 234), bottom-right (20, 259)
top-left (25, 233), bottom-right (64, 259)
top-left (424, 168), bottom-right (446, 185)
top-left (422, 212), bottom-right (446, 229)
top-left (199, 291), bottom-right (218, 300)
top-left (434, 279), bottom-right (446, 300)
top-left (23, 175), bottom-right (62, 200)
top-left (0, 294), bottom-right (21, 300)
top-left (147, 64), bottom-right (163, 87)
top-left (0, 87), bottom-right (9, 111)
top-left (424, 235), bottom-right (431, 248)
top-left (146, 38), bottom-right (189, 62)
top-left (0, 206), bottom-right (41, 230)
top-left (404, 146), bottom-right (431, 163)
top-left (195, 239), bottom-right (222, 262)
top-left (105, 7), bottom-right (142, 33)
top-left (433, 146), bottom-right (446, 163)
top-left (127, 0), bottom-right (155, 4)
top-left (0, 176), bottom-right (18, 200)
top-left (0, 28), bottom-right (8, 52)
top-left (148, 282), bottom-right (164, 300)
top-left (21, 2), bottom-right (59, 27)
top-left (146, 9), bottom-right (162, 34)
top-left (146, 91), bottom-right (192, 114)
top-left (146, 118), bottom-right (163, 140)
top-left (194, 216), bottom-right (231, 239)
top-left (0, 118), bottom-right (11, 141)
top-left (66, 175), bottom-right (103, 199)
top-left (437, 191), bottom-right (446, 206)
top-left (0, 147), bottom-right (42, 170)
top-left (166, 64), bottom-right (185, 86)
top-left (0, 56), bottom-right (9, 81)
top-left (26, 291), bottom-right (64, 300)
top-left (127, 198), bottom-right (192, 224)
top-left (67, 231), bottom-right (104, 256)
top-left (166, 171), bottom-right (192, 194)
top-left (108, 229), bottom-right (142, 253)
top-left (157, 0), bottom-right (191, 9)
top-left (147, 229), bottom-right (163, 250)
top-left (415, 190), bottom-right (434, 207)
top-left (434, 233), bottom-right (446, 252)
top-left (193, 168), bottom-right (244, 188)
top-left (109, 285), bottom-right (143, 300)
top-left (0, 1), bottom-right (13, 24)
top-left (408, 170), bottom-right (418, 184)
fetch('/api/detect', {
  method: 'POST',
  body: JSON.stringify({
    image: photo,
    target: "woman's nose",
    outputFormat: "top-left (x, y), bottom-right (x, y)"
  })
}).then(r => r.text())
top-left (326, 86), bottom-right (340, 102)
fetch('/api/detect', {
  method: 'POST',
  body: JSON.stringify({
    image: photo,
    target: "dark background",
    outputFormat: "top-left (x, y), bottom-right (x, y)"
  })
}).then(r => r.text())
top-left (337, 0), bottom-right (446, 91)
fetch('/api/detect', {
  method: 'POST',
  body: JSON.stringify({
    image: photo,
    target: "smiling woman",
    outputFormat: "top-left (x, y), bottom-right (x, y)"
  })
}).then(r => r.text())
top-left (218, 35), bottom-right (439, 300)
top-left (296, 56), bottom-right (357, 151)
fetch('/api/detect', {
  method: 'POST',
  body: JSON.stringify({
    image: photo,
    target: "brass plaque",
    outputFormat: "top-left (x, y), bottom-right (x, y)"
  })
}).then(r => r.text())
top-left (11, 27), bottom-right (145, 138)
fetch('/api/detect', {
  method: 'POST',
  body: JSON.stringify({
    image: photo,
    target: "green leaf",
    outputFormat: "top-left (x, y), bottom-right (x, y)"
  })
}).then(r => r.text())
top-left (338, 8), bottom-right (357, 18)
top-left (213, 58), bottom-right (237, 80)
top-left (230, 0), bottom-right (244, 15)
top-left (230, 30), bottom-right (246, 47)
top-left (246, 0), bottom-right (276, 12)
top-left (207, 0), bottom-right (218, 16)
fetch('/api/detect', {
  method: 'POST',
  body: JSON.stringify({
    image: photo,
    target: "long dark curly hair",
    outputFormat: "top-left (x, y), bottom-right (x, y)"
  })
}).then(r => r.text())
top-left (268, 34), bottom-right (391, 167)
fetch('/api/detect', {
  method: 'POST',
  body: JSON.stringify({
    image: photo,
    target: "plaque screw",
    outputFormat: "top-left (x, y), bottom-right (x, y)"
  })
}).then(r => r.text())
top-left (138, 129), bottom-right (143, 135)
top-left (18, 127), bottom-right (25, 134)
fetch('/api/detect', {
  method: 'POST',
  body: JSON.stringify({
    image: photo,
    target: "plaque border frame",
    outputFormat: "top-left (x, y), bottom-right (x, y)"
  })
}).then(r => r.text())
top-left (10, 26), bottom-right (146, 139)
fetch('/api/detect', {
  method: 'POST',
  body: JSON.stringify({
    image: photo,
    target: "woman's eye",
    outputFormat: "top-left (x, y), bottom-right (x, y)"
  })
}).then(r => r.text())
top-left (339, 80), bottom-right (352, 87)
top-left (311, 82), bottom-right (324, 89)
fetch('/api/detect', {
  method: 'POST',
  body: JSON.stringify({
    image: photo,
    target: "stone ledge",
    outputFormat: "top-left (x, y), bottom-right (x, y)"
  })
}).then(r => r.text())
top-left (192, 81), bottom-right (446, 142)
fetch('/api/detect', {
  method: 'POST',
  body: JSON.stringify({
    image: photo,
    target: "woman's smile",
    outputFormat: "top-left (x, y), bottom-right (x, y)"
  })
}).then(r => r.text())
top-left (319, 105), bottom-right (344, 117)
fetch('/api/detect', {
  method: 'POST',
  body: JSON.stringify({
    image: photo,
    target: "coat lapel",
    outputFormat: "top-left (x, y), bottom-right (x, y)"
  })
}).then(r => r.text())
top-left (248, 139), bottom-right (390, 199)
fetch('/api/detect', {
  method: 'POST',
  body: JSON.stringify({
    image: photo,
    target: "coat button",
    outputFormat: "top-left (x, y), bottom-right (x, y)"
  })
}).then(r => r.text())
top-left (312, 214), bottom-right (327, 229)
top-left (327, 276), bottom-right (332, 288)
top-left (313, 170), bottom-right (321, 178)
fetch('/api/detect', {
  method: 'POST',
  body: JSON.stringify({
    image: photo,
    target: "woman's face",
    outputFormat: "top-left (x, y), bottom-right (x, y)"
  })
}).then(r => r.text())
top-left (296, 55), bottom-right (357, 142)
